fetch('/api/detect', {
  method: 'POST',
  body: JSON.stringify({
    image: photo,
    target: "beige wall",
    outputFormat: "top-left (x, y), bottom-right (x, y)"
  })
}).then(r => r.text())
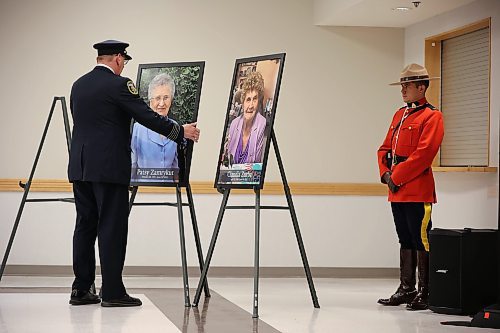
top-left (0, 0), bottom-right (404, 184)
top-left (404, 0), bottom-right (498, 240)
top-left (405, 0), bottom-right (499, 167)
top-left (3, 0), bottom-right (495, 270)
top-left (0, 0), bottom-right (406, 269)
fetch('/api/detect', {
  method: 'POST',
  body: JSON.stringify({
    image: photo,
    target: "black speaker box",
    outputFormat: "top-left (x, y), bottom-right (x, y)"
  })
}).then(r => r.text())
top-left (429, 228), bottom-right (498, 315)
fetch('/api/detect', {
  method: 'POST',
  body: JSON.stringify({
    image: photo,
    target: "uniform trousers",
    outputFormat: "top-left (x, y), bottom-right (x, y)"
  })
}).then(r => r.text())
top-left (391, 202), bottom-right (432, 252)
top-left (71, 181), bottom-right (129, 300)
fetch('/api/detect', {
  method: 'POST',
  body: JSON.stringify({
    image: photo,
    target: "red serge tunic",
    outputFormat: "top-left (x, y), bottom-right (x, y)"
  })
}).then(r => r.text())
top-left (377, 98), bottom-right (444, 203)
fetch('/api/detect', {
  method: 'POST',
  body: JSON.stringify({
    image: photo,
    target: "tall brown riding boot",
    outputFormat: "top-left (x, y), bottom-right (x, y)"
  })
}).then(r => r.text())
top-left (407, 250), bottom-right (429, 310)
top-left (378, 249), bottom-right (417, 306)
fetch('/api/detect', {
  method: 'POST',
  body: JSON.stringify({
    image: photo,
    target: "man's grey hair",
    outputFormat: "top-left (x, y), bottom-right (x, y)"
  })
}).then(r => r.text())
top-left (148, 73), bottom-right (176, 100)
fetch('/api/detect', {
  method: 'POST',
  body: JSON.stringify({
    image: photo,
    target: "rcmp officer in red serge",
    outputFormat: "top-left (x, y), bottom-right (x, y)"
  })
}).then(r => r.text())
top-left (377, 64), bottom-right (444, 311)
top-left (68, 40), bottom-right (200, 307)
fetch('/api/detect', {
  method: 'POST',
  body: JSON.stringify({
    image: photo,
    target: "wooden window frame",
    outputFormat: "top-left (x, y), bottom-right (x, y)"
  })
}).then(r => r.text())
top-left (425, 18), bottom-right (495, 172)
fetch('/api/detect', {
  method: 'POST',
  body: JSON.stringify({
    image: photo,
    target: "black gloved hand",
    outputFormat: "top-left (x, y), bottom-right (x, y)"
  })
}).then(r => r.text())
top-left (387, 177), bottom-right (399, 193)
top-left (381, 171), bottom-right (391, 184)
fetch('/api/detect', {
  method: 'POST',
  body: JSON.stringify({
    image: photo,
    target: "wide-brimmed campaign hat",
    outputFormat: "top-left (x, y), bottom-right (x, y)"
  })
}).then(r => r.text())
top-left (389, 63), bottom-right (439, 86)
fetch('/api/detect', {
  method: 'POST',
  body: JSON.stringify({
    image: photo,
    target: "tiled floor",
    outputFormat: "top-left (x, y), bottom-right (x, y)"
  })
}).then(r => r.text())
top-left (0, 276), bottom-right (496, 332)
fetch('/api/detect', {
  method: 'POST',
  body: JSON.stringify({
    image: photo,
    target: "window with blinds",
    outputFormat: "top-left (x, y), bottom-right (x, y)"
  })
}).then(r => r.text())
top-left (440, 26), bottom-right (490, 166)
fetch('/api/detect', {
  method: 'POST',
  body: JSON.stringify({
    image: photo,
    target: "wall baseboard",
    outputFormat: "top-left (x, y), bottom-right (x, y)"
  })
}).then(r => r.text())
top-left (2, 265), bottom-right (398, 279)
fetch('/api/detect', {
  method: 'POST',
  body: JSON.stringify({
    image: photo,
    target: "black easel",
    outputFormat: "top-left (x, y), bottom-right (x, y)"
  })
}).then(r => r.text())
top-left (128, 183), bottom-right (211, 307)
top-left (0, 97), bottom-right (73, 281)
top-left (192, 130), bottom-right (320, 318)
top-left (0, 96), bottom-right (210, 307)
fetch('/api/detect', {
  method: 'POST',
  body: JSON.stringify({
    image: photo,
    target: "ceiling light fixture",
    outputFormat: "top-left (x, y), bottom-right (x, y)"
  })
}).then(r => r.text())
top-left (393, 7), bottom-right (411, 12)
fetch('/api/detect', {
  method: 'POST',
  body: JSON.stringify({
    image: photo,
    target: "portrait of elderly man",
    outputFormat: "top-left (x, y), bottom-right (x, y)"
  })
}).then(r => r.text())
top-left (131, 73), bottom-right (180, 181)
top-left (224, 71), bottom-right (267, 165)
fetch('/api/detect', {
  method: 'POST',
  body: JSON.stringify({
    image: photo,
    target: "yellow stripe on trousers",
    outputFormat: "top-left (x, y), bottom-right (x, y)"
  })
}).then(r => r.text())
top-left (420, 203), bottom-right (432, 252)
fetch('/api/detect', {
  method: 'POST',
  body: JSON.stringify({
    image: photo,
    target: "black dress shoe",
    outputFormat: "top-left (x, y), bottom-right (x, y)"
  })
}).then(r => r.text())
top-left (406, 290), bottom-right (429, 311)
top-left (377, 288), bottom-right (417, 306)
top-left (101, 294), bottom-right (142, 307)
top-left (69, 289), bottom-right (101, 305)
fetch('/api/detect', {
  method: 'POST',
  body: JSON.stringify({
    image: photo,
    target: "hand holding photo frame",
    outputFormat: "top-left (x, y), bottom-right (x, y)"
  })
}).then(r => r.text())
top-left (130, 62), bottom-right (204, 187)
top-left (215, 53), bottom-right (285, 189)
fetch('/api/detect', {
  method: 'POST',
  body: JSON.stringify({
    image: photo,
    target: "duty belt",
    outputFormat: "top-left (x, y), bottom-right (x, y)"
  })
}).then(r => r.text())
top-left (393, 155), bottom-right (408, 165)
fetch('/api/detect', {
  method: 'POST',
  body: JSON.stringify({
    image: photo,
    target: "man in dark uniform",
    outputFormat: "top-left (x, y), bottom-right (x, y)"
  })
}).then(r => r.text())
top-left (377, 64), bottom-right (444, 311)
top-left (68, 40), bottom-right (200, 307)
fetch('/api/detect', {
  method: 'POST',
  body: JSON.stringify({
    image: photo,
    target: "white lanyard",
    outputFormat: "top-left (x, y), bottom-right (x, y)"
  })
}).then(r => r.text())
top-left (392, 107), bottom-right (410, 163)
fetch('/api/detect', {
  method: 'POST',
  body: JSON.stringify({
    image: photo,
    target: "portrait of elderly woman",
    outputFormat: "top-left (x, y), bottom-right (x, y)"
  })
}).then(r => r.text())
top-left (224, 71), bottom-right (267, 165)
top-left (131, 73), bottom-right (179, 181)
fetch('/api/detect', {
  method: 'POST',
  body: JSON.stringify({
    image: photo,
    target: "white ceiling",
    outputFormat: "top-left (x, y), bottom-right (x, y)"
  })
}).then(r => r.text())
top-left (314, 0), bottom-right (477, 28)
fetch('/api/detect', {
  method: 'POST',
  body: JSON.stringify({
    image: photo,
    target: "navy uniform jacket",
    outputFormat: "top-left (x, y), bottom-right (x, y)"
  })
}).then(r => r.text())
top-left (68, 66), bottom-right (184, 185)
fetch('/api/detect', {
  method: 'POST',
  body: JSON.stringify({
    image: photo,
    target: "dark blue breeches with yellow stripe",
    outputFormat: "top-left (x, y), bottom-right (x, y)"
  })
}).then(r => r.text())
top-left (391, 202), bottom-right (432, 252)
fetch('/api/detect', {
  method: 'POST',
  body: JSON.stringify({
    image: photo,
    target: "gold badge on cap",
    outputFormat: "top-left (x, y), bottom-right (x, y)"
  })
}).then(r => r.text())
top-left (127, 80), bottom-right (138, 95)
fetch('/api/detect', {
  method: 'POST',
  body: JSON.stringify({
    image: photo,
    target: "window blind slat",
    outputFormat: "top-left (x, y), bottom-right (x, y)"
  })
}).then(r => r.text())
top-left (440, 26), bottom-right (489, 167)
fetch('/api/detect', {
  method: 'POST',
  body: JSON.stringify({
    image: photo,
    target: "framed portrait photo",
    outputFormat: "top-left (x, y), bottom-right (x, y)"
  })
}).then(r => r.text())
top-left (214, 53), bottom-right (286, 189)
top-left (130, 61), bottom-right (205, 187)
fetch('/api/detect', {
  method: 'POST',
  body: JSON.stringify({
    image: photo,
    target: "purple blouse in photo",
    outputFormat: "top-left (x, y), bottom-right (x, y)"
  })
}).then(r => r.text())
top-left (234, 134), bottom-right (249, 164)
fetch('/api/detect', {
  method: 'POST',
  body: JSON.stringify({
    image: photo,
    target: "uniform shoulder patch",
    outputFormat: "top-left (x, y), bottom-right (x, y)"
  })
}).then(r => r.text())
top-left (126, 80), bottom-right (138, 95)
